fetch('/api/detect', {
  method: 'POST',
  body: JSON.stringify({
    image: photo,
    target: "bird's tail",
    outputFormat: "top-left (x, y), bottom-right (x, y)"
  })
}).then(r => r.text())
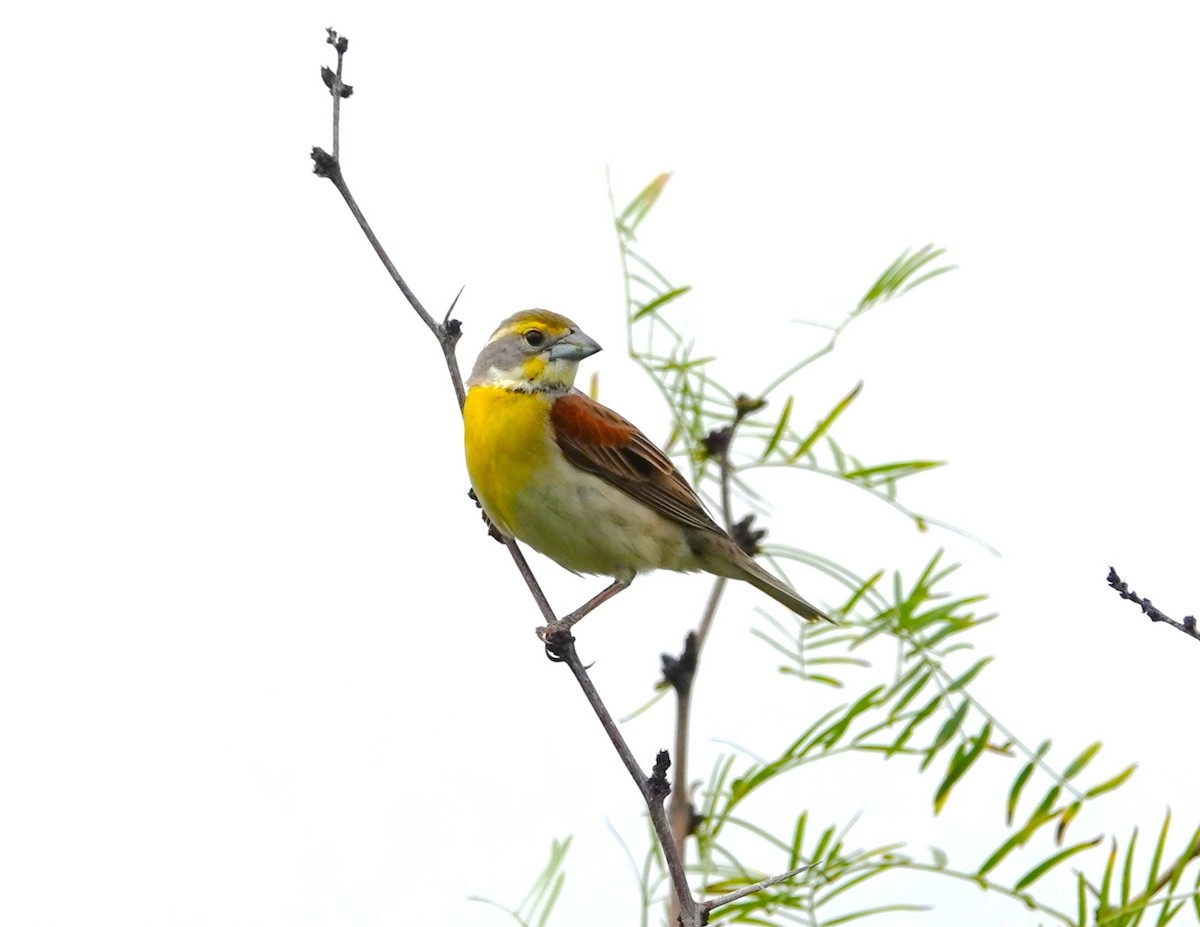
top-left (692, 532), bottom-right (832, 622)
top-left (721, 552), bottom-right (830, 622)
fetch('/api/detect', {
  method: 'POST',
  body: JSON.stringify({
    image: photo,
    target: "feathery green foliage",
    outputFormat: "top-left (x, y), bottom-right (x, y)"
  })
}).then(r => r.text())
top-left (487, 176), bottom-right (1200, 926)
top-left (470, 837), bottom-right (573, 927)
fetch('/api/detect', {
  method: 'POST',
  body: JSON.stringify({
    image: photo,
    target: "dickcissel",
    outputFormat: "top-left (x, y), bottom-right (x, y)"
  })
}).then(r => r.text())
top-left (463, 309), bottom-right (827, 623)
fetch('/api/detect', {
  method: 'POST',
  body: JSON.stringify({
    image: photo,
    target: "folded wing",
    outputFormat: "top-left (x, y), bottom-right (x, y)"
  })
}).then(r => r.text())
top-left (549, 391), bottom-right (724, 536)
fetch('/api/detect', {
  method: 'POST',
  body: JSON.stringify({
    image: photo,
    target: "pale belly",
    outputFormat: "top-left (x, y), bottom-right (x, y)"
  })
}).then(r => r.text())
top-left (464, 386), bottom-right (703, 581)
top-left (507, 452), bottom-right (703, 581)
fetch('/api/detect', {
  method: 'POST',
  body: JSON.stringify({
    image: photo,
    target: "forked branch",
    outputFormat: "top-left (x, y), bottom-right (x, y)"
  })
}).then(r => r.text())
top-left (310, 31), bottom-right (808, 925)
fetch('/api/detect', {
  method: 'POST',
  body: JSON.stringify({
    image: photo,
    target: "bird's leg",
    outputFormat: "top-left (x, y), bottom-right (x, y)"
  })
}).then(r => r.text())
top-left (559, 579), bottom-right (631, 630)
top-left (538, 579), bottom-right (632, 658)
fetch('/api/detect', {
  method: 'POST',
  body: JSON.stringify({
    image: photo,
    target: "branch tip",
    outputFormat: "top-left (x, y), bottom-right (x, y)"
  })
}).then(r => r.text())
top-left (701, 425), bottom-right (732, 460)
top-left (733, 392), bottom-right (767, 420)
top-left (661, 632), bottom-right (699, 695)
top-left (325, 27), bottom-right (348, 54)
top-left (1107, 567), bottom-right (1200, 644)
top-left (702, 864), bottom-right (813, 914)
top-left (444, 286), bottom-right (466, 325)
top-left (731, 514), bottom-right (767, 557)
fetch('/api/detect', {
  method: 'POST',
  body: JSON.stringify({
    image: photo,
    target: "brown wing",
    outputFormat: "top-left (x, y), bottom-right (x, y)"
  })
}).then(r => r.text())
top-left (549, 391), bottom-right (724, 535)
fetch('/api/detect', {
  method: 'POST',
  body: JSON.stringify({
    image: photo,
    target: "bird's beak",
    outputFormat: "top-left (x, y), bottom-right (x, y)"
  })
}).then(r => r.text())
top-left (550, 330), bottom-right (602, 361)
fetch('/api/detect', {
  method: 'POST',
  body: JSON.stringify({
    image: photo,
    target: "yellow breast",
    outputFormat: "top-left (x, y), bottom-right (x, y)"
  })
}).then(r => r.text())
top-left (463, 386), bottom-right (554, 538)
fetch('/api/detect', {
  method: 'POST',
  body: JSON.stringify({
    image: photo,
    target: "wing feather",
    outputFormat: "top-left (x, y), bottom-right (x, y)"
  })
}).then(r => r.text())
top-left (549, 392), bottom-right (723, 535)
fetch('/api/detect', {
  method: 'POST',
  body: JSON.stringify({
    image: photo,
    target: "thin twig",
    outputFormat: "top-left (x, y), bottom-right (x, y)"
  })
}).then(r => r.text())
top-left (663, 397), bottom-right (759, 922)
top-left (540, 627), bottom-right (702, 925)
top-left (313, 38), bottom-right (550, 616)
top-left (662, 631), bottom-right (701, 859)
top-left (694, 576), bottom-right (727, 655)
top-left (1107, 568), bottom-right (1200, 644)
top-left (322, 29), bottom-right (351, 161)
top-left (702, 864), bottom-right (812, 914)
top-left (313, 36), bottom-right (805, 925)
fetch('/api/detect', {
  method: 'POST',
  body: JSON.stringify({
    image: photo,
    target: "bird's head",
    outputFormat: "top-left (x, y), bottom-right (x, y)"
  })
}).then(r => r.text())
top-left (467, 310), bottom-right (602, 393)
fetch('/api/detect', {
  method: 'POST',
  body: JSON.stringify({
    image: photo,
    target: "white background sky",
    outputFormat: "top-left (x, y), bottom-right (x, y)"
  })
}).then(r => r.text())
top-left (3, 3), bottom-right (1198, 926)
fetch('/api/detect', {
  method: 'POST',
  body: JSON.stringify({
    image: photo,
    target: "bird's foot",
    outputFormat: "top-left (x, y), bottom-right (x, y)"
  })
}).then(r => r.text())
top-left (536, 620), bottom-right (575, 662)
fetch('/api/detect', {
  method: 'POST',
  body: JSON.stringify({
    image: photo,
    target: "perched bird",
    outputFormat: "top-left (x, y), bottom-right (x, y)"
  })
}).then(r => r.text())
top-left (463, 309), bottom-right (827, 623)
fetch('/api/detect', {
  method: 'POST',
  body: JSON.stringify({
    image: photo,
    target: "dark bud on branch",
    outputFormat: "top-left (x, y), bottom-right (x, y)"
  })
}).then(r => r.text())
top-left (467, 489), bottom-right (505, 543)
top-left (320, 65), bottom-right (354, 97)
top-left (1107, 567), bottom-right (1200, 644)
top-left (701, 425), bottom-right (732, 460)
top-left (649, 750), bottom-right (672, 803)
top-left (661, 632), bottom-right (699, 695)
top-left (731, 514), bottom-right (767, 557)
top-left (310, 147), bottom-right (339, 179)
top-left (734, 393), bottom-right (767, 421)
top-left (325, 28), bottom-right (348, 53)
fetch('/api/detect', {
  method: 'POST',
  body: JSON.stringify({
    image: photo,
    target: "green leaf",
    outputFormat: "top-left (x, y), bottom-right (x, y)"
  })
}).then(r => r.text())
top-left (1057, 801), bottom-right (1082, 845)
top-left (784, 671), bottom-right (844, 687)
top-left (931, 846), bottom-right (948, 869)
top-left (840, 459), bottom-right (945, 483)
top-left (1121, 827), bottom-right (1138, 906)
top-left (1007, 739), bottom-right (1051, 826)
top-left (632, 285), bottom-right (692, 322)
top-left (1063, 741), bottom-right (1103, 780)
top-left (979, 786), bottom-right (1062, 879)
top-left (1148, 809), bottom-right (1172, 898)
top-left (888, 670), bottom-right (932, 721)
top-left (888, 694), bottom-right (941, 757)
top-left (901, 263), bottom-right (958, 295)
top-left (842, 569), bottom-right (884, 615)
top-left (822, 905), bottom-right (932, 925)
top-left (859, 249), bottom-right (910, 309)
top-left (858, 245), bottom-right (951, 310)
top-left (815, 686), bottom-right (887, 750)
top-left (1098, 838), bottom-right (1119, 918)
top-left (945, 657), bottom-right (994, 693)
top-left (1029, 784), bottom-right (1063, 828)
top-left (648, 352), bottom-right (713, 372)
top-left (920, 699), bottom-right (969, 771)
top-left (618, 172), bottom-right (671, 234)
top-left (788, 812), bottom-right (808, 870)
top-left (758, 394), bottom-right (793, 462)
top-left (791, 381), bottom-right (863, 461)
top-left (811, 824), bottom-right (836, 865)
top-left (933, 721), bottom-right (992, 814)
top-left (1013, 836), bottom-right (1104, 892)
top-left (827, 435), bottom-right (847, 471)
top-left (1085, 764), bottom-right (1137, 799)
top-left (978, 828), bottom-right (1033, 880)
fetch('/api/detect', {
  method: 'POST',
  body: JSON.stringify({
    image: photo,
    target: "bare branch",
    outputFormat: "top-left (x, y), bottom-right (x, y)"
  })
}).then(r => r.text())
top-left (321, 29), bottom-right (352, 160)
top-left (663, 395), bottom-right (762, 920)
top-left (538, 626), bottom-right (702, 925)
top-left (1108, 567), bottom-right (1200, 644)
top-left (311, 35), bottom-right (810, 925)
top-left (702, 864), bottom-right (812, 915)
top-left (311, 35), bottom-right (553, 621)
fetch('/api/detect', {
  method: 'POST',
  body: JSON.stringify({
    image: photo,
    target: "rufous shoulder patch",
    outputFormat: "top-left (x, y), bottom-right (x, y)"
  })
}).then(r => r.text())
top-left (550, 393), bottom-right (636, 447)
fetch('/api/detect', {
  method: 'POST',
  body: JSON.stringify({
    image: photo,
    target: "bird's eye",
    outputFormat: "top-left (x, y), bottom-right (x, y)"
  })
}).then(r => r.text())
top-left (524, 329), bottom-right (546, 347)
